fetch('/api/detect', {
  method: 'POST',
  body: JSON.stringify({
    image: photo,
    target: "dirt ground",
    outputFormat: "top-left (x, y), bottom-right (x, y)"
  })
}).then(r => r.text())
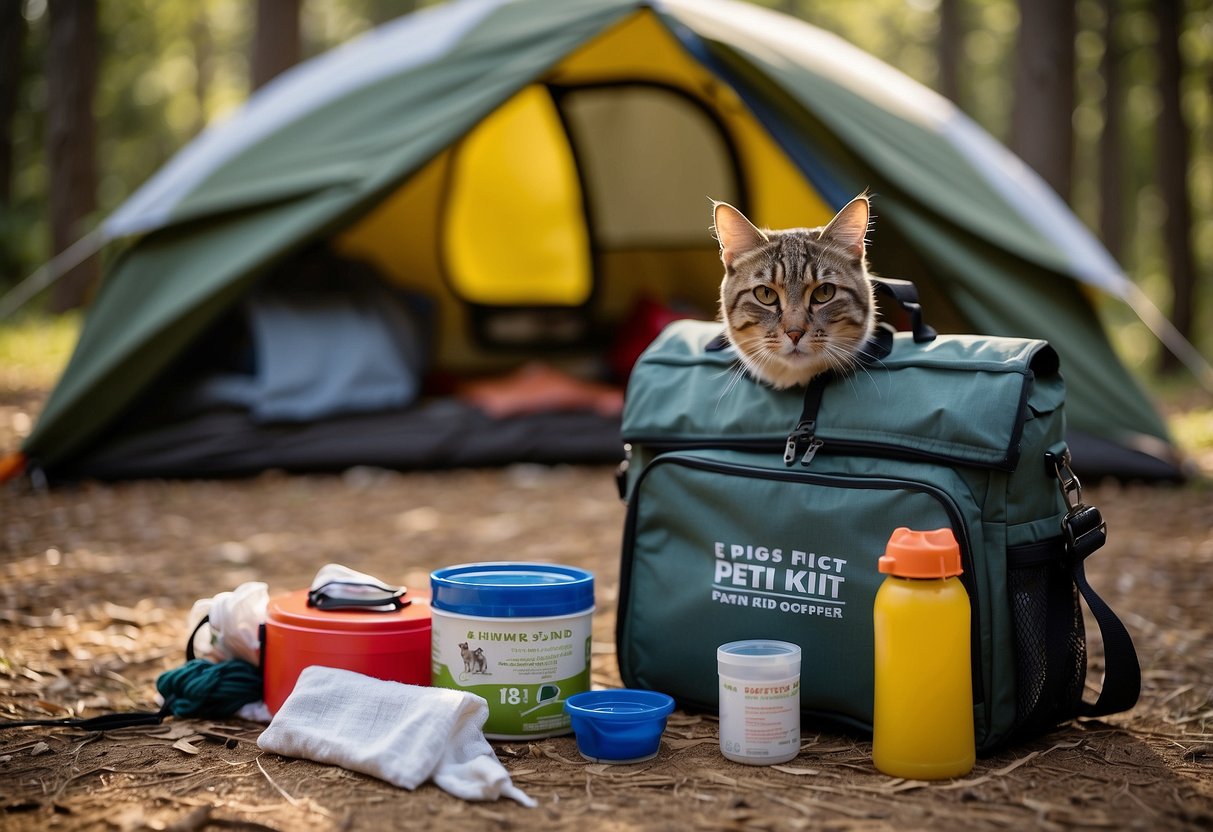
top-left (2, 382), bottom-right (1212, 831)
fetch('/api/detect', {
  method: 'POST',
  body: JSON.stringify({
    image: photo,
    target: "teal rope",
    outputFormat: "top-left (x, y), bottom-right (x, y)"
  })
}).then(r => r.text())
top-left (156, 659), bottom-right (263, 718)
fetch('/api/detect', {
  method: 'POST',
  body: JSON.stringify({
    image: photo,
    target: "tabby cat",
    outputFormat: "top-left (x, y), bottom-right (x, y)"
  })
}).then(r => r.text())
top-left (713, 195), bottom-right (877, 389)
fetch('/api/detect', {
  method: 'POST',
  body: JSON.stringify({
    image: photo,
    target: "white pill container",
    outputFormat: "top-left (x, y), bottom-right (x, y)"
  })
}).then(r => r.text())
top-left (717, 639), bottom-right (802, 765)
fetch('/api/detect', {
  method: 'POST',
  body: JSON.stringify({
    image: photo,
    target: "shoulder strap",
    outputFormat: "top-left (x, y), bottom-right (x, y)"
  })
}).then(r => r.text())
top-left (1048, 449), bottom-right (1141, 717)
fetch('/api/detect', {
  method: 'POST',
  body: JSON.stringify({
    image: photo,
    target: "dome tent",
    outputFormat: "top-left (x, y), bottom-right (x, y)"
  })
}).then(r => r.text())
top-left (18, 0), bottom-right (1183, 481)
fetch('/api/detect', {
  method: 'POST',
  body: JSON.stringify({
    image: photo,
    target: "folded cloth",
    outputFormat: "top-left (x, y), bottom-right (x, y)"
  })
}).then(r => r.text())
top-left (257, 666), bottom-right (536, 807)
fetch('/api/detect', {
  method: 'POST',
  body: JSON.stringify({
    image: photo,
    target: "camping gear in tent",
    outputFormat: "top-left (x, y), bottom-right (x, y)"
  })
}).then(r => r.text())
top-left (16, 0), bottom-right (1185, 482)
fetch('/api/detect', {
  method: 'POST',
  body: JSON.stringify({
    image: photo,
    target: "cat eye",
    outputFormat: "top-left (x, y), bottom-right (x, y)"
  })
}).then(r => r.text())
top-left (753, 286), bottom-right (779, 306)
top-left (811, 283), bottom-right (836, 304)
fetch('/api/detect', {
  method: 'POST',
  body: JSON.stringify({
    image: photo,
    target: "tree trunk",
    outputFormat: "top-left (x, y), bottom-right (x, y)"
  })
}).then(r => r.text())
top-left (1010, 0), bottom-right (1076, 201)
top-left (1154, 0), bottom-right (1195, 374)
top-left (46, 0), bottom-right (99, 313)
top-left (1097, 0), bottom-right (1124, 262)
top-left (937, 0), bottom-right (963, 105)
top-left (251, 0), bottom-right (302, 91)
top-left (0, 0), bottom-right (25, 209)
top-left (192, 6), bottom-right (214, 136)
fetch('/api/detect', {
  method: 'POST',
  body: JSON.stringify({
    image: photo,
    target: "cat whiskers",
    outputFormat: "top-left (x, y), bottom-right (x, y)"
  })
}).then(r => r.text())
top-left (820, 341), bottom-right (886, 398)
top-left (714, 360), bottom-right (752, 407)
top-left (820, 342), bottom-right (860, 376)
top-left (753, 343), bottom-right (785, 372)
top-left (741, 344), bottom-right (785, 388)
top-left (852, 354), bottom-right (890, 397)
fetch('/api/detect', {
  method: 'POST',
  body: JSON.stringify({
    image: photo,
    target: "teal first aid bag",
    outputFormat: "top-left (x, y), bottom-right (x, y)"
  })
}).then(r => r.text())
top-left (615, 280), bottom-right (1140, 752)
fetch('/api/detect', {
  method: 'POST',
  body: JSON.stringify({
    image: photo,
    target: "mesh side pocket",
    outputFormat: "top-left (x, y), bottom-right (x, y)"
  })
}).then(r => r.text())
top-left (1006, 539), bottom-right (1086, 744)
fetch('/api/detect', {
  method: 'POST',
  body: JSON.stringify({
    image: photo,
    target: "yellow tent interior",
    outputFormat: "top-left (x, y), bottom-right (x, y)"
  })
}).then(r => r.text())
top-left (333, 10), bottom-right (834, 374)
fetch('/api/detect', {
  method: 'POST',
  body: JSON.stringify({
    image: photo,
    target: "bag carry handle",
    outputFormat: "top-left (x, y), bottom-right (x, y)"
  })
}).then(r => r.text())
top-left (1047, 447), bottom-right (1142, 717)
top-left (869, 276), bottom-right (936, 344)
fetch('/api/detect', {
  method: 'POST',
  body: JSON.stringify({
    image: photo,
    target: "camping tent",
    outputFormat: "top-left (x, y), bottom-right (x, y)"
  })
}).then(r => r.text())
top-left (18, 0), bottom-right (1185, 481)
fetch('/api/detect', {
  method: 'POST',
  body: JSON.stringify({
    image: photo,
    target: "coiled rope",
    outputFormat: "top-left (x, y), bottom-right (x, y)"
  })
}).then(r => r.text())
top-left (0, 659), bottom-right (263, 730)
top-left (156, 659), bottom-right (263, 718)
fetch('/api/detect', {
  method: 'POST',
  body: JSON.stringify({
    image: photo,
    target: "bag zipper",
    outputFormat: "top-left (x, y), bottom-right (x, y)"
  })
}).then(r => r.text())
top-left (624, 435), bottom-right (1014, 472)
top-left (624, 370), bottom-right (1021, 473)
top-left (619, 451), bottom-right (987, 707)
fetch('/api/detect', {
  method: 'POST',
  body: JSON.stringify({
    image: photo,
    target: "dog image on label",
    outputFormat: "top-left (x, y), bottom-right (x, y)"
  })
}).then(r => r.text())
top-left (458, 641), bottom-right (491, 675)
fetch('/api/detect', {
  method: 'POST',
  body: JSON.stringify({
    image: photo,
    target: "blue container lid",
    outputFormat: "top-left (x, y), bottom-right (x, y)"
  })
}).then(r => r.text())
top-left (430, 562), bottom-right (594, 617)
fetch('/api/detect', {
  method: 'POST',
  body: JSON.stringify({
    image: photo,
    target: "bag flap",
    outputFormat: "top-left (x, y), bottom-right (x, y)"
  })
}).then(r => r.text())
top-left (622, 320), bottom-right (1063, 470)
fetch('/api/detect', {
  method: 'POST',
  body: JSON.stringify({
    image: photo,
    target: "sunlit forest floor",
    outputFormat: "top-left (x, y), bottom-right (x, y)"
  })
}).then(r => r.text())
top-left (1, 316), bottom-right (1211, 830)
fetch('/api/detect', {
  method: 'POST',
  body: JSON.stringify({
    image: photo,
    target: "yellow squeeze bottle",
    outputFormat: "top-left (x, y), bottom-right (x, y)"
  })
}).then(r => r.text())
top-left (872, 527), bottom-right (975, 780)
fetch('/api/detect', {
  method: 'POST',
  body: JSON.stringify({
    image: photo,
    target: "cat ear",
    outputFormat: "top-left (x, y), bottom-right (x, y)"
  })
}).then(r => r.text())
top-left (713, 201), bottom-right (767, 268)
top-left (821, 194), bottom-right (870, 260)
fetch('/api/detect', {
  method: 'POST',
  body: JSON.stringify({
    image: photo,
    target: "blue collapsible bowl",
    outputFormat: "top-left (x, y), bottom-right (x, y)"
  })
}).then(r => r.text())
top-left (564, 689), bottom-right (675, 764)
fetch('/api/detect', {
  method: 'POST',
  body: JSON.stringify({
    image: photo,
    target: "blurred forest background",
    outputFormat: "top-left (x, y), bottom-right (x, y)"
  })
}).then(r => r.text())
top-left (0, 0), bottom-right (1210, 381)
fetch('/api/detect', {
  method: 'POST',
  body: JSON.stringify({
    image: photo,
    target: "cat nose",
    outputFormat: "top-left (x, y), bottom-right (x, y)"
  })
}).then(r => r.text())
top-left (786, 329), bottom-right (805, 345)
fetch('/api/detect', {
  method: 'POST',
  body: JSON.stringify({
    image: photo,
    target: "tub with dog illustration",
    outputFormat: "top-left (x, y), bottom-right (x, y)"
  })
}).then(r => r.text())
top-left (430, 563), bottom-right (594, 739)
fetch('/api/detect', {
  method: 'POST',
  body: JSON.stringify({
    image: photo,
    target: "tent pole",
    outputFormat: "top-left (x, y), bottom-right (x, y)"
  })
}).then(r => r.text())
top-left (1122, 282), bottom-right (1213, 395)
top-left (0, 228), bottom-right (106, 321)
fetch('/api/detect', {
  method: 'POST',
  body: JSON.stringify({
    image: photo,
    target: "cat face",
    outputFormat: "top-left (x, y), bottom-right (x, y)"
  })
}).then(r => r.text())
top-left (714, 195), bottom-right (876, 389)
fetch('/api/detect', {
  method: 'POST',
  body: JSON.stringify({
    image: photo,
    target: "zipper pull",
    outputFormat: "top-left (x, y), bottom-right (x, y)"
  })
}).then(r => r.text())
top-left (783, 434), bottom-right (799, 465)
top-left (787, 374), bottom-right (831, 468)
top-left (784, 420), bottom-right (814, 466)
top-left (800, 436), bottom-right (824, 466)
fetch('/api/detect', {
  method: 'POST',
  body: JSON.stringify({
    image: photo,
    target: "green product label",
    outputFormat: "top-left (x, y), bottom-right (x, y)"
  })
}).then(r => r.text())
top-left (431, 612), bottom-right (592, 738)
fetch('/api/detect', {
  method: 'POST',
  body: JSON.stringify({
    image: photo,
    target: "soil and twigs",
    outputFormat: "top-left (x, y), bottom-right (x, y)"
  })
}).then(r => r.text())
top-left (2, 382), bottom-right (1212, 831)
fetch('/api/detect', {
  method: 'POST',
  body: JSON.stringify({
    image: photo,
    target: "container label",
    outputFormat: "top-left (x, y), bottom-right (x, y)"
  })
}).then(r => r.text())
top-left (719, 674), bottom-right (800, 762)
top-left (431, 612), bottom-right (592, 738)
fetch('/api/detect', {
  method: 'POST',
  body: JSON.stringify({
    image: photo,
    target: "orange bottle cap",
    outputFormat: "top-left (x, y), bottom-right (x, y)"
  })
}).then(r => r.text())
top-left (878, 527), bottom-right (963, 579)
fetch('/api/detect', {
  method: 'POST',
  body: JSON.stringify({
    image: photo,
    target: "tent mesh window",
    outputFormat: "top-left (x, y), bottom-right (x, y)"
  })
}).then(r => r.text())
top-left (557, 83), bottom-right (743, 250)
top-left (442, 82), bottom-right (743, 350)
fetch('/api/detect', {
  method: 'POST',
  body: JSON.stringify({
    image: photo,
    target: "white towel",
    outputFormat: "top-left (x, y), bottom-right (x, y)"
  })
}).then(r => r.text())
top-left (257, 666), bottom-right (536, 807)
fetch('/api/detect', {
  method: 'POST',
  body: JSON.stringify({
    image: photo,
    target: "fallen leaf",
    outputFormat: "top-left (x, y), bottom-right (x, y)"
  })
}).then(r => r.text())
top-left (30, 742), bottom-right (51, 756)
top-left (33, 699), bottom-right (71, 716)
top-left (172, 737), bottom-right (201, 755)
top-left (770, 765), bottom-right (821, 776)
top-left (151, 723), bottom-right (201, 740)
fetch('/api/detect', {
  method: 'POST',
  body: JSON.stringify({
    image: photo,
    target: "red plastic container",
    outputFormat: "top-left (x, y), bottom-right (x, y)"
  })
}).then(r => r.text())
top-left (263, 589), bottom-right (432, 714)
